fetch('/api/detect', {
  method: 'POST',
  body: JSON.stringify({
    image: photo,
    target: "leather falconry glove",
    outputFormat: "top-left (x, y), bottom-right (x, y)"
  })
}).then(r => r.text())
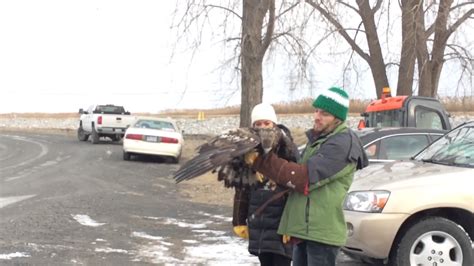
top-left (251, 152), bottom-right (309, 194)
top-left (233, 225), bottom-right (249, 239)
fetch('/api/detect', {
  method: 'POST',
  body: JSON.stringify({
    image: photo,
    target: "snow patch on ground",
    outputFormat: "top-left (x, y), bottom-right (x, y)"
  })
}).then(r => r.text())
top-left (184, 240), bottom-right (258, 265)
top-left (143, 216), bottom-right (211, 229)
top-left (0, 252), bottom-right (31, 260)
top-left (0, 195), bottom-right (36, 209)
top-left (132, 214), bottom-right (258, 265)
top-left (72, 214), bottom-right (106, 227)
top-left (95, 248), bottom-right (128, 254)
top-left (198, 211), bottom-right (233, 222)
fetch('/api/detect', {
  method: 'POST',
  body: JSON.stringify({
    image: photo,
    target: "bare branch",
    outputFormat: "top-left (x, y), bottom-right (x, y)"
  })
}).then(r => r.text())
top-left (373, 0), bottom-right (384, 13)
top-left (337, 1), bottom-right (359, 14)
top-left (204, 4), bottom-right (242, 20)
top-left (260, 0), bottom-right (276, 59)
top-left (275, 2), bottom-right (301, 21)
top-left (447, 8), bottom-right (474, 37)
top-left (305, 0), bottom-right (370, 62)
top-left (450, 2), bottom-right (474, 12)
top-left (386, 62), bottom-right (400, 68)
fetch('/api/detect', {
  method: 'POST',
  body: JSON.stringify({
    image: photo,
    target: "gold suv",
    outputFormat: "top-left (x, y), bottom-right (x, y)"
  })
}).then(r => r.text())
top-left (343, 121), bottom-right (474, 265)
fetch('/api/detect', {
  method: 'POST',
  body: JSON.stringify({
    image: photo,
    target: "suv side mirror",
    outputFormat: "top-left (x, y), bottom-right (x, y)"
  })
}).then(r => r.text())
top-left (79, 108), bottom-right (84, 114)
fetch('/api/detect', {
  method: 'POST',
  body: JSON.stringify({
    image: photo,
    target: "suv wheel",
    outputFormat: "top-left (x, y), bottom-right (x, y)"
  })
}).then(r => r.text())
top-left (123, 151), bottom-right (131, 161)
top-left (391, 217), bottom-right (473, 266)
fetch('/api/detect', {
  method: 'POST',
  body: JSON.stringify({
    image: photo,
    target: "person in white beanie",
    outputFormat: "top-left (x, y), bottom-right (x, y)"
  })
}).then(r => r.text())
top-left (232, 103), bottom-right (299, 266)
top-left (246, 87), bottom-right (369, 266)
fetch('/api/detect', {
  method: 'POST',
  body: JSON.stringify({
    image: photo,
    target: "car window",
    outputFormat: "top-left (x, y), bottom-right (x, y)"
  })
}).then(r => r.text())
top-left (94, 105), bottom-right (126, 114)
top-left (415, 107), bottom-right (443, 129)
top-left (379, 135), bottom-right (430, 160)
top-left (368, 110), bottom-right (401, 127)
top-left (364, 142), bottom-right (378, 159)
top-left (135, 120), bottom-right (176, 131)
top-left (417, 125), bottom-right (474, 166)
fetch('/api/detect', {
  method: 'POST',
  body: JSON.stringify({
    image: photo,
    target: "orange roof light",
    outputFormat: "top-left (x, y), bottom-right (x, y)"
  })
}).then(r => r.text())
top-left (381, 87), bottom-right (392, 102)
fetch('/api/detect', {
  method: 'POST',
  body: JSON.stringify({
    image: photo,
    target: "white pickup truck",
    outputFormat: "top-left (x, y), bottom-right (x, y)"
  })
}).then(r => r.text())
top-left (77, 104), bottom-right (136, 144)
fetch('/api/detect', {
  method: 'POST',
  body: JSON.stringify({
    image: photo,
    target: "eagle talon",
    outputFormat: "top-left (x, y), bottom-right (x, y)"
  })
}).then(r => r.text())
top-left (255, 172), bottom-right (264, 183)
top-left (244, 150), bottom-right (259, 165)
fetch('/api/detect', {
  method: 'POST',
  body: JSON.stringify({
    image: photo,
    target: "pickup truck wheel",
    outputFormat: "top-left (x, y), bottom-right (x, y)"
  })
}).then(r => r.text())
top-left (77, 126), bottom-right (89, 141)
top-left (91, 127), bottom-right (100, 144)
top-left (390, 217), bottom-right (472, 266)
top-left (110, 134), bottom-right (123, 142)
top-left (123, 151), bottom-right (131, 161)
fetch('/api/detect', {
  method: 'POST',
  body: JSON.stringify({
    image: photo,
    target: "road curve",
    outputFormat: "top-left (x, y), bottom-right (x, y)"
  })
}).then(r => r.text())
top-left (0, 131), bottom-right (366, 265)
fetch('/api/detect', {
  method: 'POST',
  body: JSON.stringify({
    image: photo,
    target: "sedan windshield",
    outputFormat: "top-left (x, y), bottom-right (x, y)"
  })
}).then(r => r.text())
top-left (415, 123), bottom-right (474, 167)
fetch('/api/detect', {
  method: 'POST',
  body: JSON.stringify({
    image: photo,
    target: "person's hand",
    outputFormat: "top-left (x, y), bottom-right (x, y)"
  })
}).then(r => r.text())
top-left (282, 234), bottom-right (291, 244)
top-left (233, 225), bottom-right (249, 239)
top-left (244, 150), bottom-right (259, 165)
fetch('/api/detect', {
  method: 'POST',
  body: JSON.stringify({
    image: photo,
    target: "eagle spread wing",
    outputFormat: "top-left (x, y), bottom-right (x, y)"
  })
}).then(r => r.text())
top-left (173, 127), bottom-right (287, 188)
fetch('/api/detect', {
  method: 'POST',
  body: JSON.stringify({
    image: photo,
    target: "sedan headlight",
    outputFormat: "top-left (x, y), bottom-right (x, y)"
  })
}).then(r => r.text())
top-left (343, 191), bottom-right (390, 213)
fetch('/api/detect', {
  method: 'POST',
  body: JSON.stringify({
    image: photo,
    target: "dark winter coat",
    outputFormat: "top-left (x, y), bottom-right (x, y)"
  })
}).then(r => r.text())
top-left (232, 124), bottom-right (299, 258)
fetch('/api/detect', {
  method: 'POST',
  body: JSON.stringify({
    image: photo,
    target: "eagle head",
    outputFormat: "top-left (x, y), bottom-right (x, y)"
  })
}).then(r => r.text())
top-left (257, 127), bottom-right (282, 154)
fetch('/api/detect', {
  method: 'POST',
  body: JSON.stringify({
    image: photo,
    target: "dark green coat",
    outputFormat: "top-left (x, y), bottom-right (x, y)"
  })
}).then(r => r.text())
top-left (277, 123), bottom-right (368, 246)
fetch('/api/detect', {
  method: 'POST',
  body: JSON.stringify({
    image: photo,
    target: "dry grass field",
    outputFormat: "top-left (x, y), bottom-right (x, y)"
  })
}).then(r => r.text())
top-left (2, 96), bottom-right (472, 119)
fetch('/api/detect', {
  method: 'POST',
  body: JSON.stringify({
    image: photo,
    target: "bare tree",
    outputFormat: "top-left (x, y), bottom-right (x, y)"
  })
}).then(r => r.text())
top-left (305, 0), bottom-right (473, 98)
top-left (239, 0), bottom-right (275, 126)
top-left (414, 0), bottom-right (474, 96)
top-left (172, 1), bottom-right (307, 127)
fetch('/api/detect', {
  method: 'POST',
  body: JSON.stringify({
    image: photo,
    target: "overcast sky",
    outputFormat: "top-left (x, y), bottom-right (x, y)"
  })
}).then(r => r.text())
top-left (0, 1), bottom-right (472, 113)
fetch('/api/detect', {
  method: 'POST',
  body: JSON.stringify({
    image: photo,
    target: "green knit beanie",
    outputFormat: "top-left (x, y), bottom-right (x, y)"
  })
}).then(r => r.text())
top-left (312, 87), bottom-right (349, 121)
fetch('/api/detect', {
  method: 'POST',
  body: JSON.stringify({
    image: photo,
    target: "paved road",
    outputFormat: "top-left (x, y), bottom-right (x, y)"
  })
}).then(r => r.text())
top-left (0, 131), bottom-right (370, 265)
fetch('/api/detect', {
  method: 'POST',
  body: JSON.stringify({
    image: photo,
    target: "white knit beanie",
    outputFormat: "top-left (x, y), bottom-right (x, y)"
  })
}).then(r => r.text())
top-left (251, 103), bottom-right (278, 124)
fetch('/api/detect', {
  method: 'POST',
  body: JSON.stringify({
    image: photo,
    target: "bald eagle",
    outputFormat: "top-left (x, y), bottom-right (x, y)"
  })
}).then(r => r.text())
top-left (173, 125), bottom-right (298, 188)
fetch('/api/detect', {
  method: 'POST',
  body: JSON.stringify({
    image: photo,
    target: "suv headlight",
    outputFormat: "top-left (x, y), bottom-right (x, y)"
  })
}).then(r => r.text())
top-left (343, 191), bottom-right (390, 213)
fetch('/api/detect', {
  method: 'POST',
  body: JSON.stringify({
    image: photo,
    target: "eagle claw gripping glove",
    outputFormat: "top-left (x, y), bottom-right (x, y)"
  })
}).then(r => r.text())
top-left (244, 150), bottom-right (259, 165)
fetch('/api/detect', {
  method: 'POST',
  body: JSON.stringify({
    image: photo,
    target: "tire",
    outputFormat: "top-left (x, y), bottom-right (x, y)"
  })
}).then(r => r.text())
top-left (91, 126), bottom-right (100, 144)
top-left (110, 134), bottom-right (123, 143)
top-left (123, 151), bottom-right (131, 161)
top-left (172, 152), bottom-right (181, 164)
top-left (77, 126), bottom-right (89, 141)
top-left (390, 217), bottom-right (473, 266)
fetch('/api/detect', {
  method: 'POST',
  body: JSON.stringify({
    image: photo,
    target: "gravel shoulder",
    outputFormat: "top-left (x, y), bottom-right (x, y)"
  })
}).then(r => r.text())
top-left (176, 134), bottom-right (235, 207)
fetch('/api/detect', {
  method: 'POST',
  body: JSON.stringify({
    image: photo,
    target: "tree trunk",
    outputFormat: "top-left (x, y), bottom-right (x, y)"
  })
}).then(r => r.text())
top-left (357, 0), bottom-right (389, 99)
top-left (240, 0), bottom-right (274, 127)
top-left (414, 2), bottom-right (432, 97)
top-left (397, 0), bottom-right (417, 96)
top-left (429, 0), bottom-right (452, 96)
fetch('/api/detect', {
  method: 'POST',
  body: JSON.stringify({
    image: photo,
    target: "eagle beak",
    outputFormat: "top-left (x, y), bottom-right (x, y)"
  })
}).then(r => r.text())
top-left (263, 147), bottom-right (272, 154)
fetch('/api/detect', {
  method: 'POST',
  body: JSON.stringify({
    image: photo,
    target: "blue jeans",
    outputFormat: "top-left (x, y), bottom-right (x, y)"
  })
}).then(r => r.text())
top-left (292, 240), bottom-right (340, 266)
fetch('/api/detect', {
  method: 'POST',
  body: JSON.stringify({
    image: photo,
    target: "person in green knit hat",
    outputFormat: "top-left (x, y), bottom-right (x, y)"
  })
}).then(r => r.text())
top-left (245, 86), bottom-right (369, 266)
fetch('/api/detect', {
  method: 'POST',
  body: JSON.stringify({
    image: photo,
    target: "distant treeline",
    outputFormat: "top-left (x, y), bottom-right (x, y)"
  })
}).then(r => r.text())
top-left (160, 96), bottom-right (474, 117)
